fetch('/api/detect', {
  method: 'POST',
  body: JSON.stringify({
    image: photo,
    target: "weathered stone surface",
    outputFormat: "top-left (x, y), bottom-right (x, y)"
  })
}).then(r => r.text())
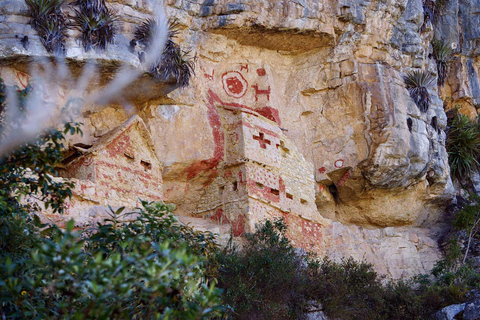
top-left (3, 0), bottom-right (474, 278)
top-left (464, 299), bottom-right (480, 320)
top-left (435, 303), bottom-right (466, 320)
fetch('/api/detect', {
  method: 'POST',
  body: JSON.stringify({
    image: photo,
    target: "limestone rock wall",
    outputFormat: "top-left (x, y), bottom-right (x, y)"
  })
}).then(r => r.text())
top-left (434, 0), bottom-right (480, 117)
top-left (2, 0), bottom-right (477, 278)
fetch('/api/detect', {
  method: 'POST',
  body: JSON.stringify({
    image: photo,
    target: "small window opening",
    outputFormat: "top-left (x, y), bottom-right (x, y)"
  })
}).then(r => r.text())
top-left (271, 188), bottom-right (279, 196)
top-left (232, 181), bottom-right (238, 191)
top-left (255, 182), bottom-right (265, 189)
top-left (125, 152), bottom-right (135, 160)
top-left (140, 160), bottom-right (151, 170)
top-left (219, 185), bottom-right (225, 195)
top-left (300, 199), bottom-right (308, 205)
top-left (286, 193), bottom-right (293, 200)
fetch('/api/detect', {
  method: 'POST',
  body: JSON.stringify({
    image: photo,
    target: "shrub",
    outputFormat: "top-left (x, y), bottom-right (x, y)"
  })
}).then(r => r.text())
top-left (404, 70), bottom-right (435, 112)
top-left (446, 112), bottom-right (480, 181)
top-left (134, 19), bottom-right (194, 87)
top-left (25, 0), bottom-right (68, 55)
top-left (72, 0), bottom-right (117, 51)
top-left (307, 257), bottom-right (385, 320)
top-left (216, 219), bottom-right (308, 319)
top-left (433, 40), bottom-right (453, 86)
top-left (0, 202), bottom-right (224, 319)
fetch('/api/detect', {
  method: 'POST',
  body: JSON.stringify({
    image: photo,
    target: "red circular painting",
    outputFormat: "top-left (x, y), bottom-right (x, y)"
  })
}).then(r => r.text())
top-left (222, 71), bottom-right (248, 98)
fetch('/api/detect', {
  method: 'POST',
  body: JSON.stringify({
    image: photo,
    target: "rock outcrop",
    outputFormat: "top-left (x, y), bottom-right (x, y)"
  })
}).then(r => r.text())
top-left (2, 0), bottom-right (478, 278)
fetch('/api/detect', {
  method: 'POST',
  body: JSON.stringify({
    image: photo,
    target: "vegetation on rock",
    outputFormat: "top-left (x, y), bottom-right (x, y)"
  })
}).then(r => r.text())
top-left (446, 111), bottom-right (480, 182)
top-left (134, 19), bottom-right (194, 87)
top-left (433, 40), bottom-right (453, 86)
top-left (72, 0), bottom-right (117, 51)
top-left (25, 0), bottom-right (68, 55)
top-left (404, 70), bottom-right (435, 112)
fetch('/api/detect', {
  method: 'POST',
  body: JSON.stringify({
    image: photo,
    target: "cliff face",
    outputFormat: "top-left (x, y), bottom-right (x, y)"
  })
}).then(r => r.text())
top-left (1, 0), bottom-right (479, 278)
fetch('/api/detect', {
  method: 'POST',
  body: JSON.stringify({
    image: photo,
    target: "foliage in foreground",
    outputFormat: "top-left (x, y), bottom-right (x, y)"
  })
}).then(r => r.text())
top-left (0, 88), bottom-right (222, 318)
top-left (0, 202), bottom-right (223, 319)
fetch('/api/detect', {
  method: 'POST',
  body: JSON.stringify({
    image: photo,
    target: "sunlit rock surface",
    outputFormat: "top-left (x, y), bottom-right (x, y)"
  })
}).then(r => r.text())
top-left (3, 0), bottom-right (479, 278)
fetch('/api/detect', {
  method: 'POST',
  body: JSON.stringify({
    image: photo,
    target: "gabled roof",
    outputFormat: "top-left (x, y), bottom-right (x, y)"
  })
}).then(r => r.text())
top-left (62, 115), bottom-right (162, 169)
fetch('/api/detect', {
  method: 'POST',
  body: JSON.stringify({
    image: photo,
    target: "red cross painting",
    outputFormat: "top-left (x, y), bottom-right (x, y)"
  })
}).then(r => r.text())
top-left (253, 132), bottom-right (271, 149)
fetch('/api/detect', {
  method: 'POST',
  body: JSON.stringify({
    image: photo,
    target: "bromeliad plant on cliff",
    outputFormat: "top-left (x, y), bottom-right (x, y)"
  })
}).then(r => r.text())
top-left (433, 40), bottom-right (453, 86)
top-left (404, 70), bottom-right (435, 113)
top-left (134, 19), bottom-right (194, 87)
top-left (25, 0), bottom-right (68, 55)
top-left (72, 0), bottom-right (117, 51)
top-left (446, 110), bottom-right (480, 182)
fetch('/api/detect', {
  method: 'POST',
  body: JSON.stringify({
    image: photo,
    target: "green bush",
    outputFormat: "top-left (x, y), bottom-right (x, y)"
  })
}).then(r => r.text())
top-left (216, 218), bottom-right (480, 320)
top-left (0, 202), bottom-right (224, 319)
top-left (216, 219), bottom-right (308, 319)
top-left (446, 112), bottom-right (480, 181)
top-left (0, 81), bottom-right (223, 318)
top-left (307, 257), bottom-right (384, 320)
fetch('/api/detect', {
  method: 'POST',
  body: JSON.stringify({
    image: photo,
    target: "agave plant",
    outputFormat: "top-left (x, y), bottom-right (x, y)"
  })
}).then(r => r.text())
top-left (25, 0), bottom-right (65, 27)
top-left (136, 18), bottom-right (194, 87)
top-left (72, 0), bottom-right (108, 15)
top-left (37, 15), bottom-right (68, 55)
top-left (25, 0), bottom-right (68, 54)
top-left (432, 40), bottom-right (453, 86)
top-left (72, 0), bottom-right (117, 51)
top-left (446, 113), bottom-right (480, 181)
top-left (404, 70), bottom-right (435, 112)
top-left (134, 18), bottom-right (180, 49)
top-left (134, 18), bottom-right (157, 48)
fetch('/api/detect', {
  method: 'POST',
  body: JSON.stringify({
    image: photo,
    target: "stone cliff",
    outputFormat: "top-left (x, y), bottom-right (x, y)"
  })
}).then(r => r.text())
top-left (1, 0), bottom-right (480, 279)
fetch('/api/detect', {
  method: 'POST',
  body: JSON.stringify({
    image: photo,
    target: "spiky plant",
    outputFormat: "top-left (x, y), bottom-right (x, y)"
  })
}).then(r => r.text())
top-left (36, 15), bottom-right (68, 55)
top-left (432, 40), bottom-right (453, 86)
top-left (134, 18), bottom-right (157, 48)
top-left (72, 0), bottom-right (108, 14)
top-left (404, 70), bottom-right (435, 112)
top-left (134, 19), bottom-right (180, 49)
top-left (72, 0), bottom-right (117, 51)
top-left (135, 18), bottom-right (194, 87)
top-left (25, 0), bottom-right (65, 28)
top-left (25, 0), bottom-right (68, 54)
top-left (446, 113), bottom-right (480, 181)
